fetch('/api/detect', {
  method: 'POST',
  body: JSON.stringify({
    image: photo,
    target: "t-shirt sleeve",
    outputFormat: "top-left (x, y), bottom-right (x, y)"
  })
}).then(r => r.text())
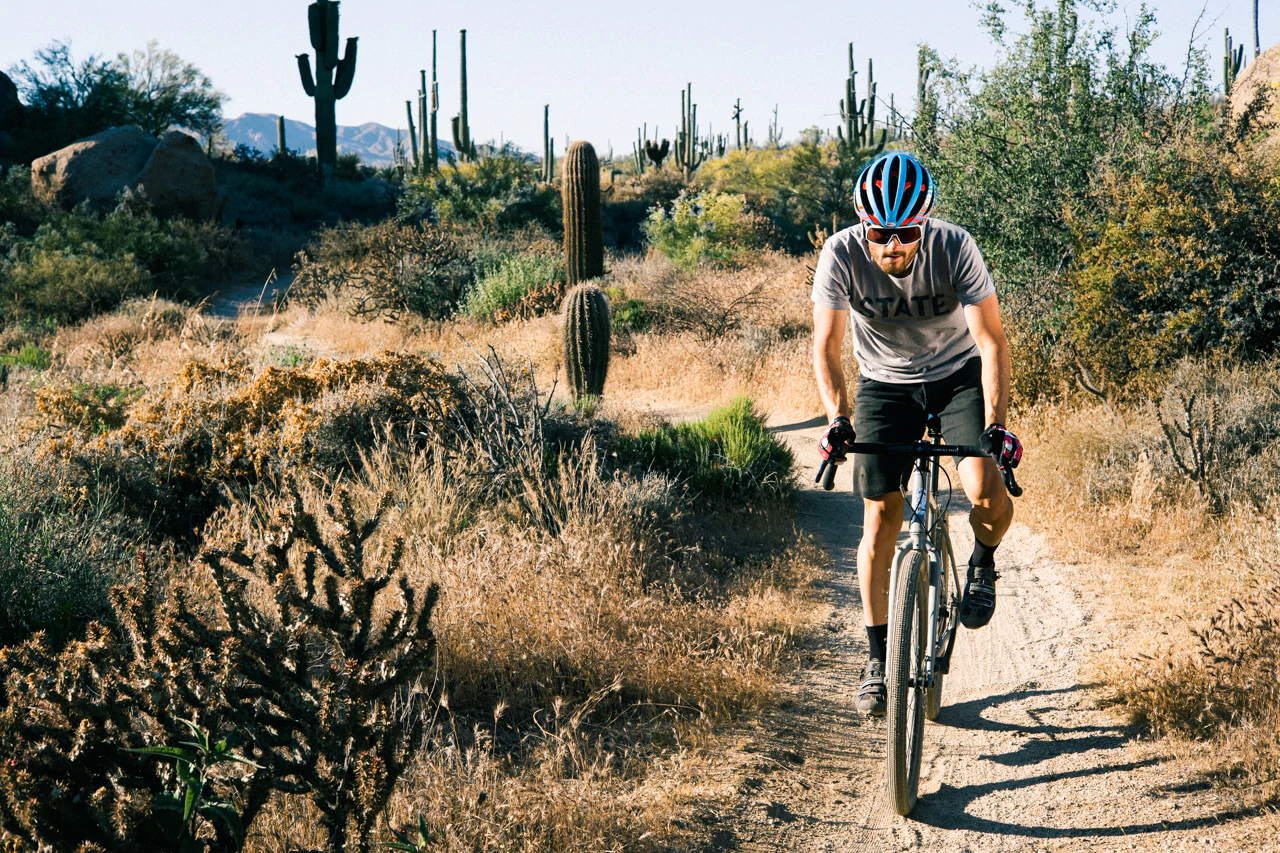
top-left (952, 233), bottom-right (997, 306)
top-left (811, 239), bottom-right (851, 310)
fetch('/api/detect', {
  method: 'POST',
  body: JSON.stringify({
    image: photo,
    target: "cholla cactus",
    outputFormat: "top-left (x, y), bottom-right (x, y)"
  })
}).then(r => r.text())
top-left (196, 482), bottom-right (440, 853)
top-left (0, 482), bottom-right (442, 853)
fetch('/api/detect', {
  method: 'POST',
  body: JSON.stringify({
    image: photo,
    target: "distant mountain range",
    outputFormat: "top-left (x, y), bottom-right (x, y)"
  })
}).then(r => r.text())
top-left (219, 112), bottom-right (455, 167)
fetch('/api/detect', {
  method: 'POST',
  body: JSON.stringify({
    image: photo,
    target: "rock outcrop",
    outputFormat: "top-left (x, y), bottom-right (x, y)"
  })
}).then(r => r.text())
top-left (1231, 43), bottom-right (1280, 155)
top-left (134, 131), bottom-right (219, 220)
top-left (31, 125), bottom-right (159, 210)
top-left (30, 125), bottom-right (220, 219)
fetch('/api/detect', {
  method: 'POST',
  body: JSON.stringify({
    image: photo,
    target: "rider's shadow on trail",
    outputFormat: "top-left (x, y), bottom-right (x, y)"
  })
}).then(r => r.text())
top-left (911, 683), bottom-right (1255, 839)
top-left (935, 684), bottom-right (1133, 768)
top-left (911, 758), bottom-right (1257, 839)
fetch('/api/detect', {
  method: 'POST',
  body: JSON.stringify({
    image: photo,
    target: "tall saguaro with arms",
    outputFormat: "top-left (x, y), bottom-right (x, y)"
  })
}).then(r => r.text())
top-left (297, 0), bottom-right (358, 171)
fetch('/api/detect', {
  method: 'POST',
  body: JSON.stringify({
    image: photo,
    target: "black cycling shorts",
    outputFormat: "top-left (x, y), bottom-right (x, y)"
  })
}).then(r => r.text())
top-left (851, 356), bottom-right (985, 498)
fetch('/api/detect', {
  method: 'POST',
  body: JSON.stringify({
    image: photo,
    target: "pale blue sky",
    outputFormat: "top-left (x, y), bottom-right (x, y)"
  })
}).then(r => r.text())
top-left (3, 1), bottom-right (1275, 153)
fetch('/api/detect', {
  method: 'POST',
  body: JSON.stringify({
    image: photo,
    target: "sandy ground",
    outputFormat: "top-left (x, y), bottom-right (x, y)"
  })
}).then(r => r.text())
top-left (687, 415), bottom-right (1279, 853)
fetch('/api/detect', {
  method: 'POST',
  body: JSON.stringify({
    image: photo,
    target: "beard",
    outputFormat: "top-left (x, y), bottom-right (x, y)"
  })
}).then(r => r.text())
top-left (873, 246), bottom-right (919, 277)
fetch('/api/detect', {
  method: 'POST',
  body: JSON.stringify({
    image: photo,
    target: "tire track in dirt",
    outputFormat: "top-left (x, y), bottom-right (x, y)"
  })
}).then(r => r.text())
top-left (700, 416), bottom-right (1273, 853)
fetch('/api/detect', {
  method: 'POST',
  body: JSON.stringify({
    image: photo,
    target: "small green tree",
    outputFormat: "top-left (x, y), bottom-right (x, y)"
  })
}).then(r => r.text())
top-left (7, 40), bottom-right (225, 161)
top-left (114, 40), bottom-right (225, 140)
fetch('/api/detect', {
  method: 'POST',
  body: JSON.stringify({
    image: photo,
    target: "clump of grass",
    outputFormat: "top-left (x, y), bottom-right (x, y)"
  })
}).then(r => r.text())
top-left (461, 251), bottom-right (563, 320)
top-left (0, 344), bottom-right (52, 371)
top-left (615, 396), bottom-right (794, 502)
top-left (0, 457), bottom-right (134, 646)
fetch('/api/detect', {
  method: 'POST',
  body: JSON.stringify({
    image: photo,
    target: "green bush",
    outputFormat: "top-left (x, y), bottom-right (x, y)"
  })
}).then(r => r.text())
top-left (606, 287), bottom-right (651, 332)
top-left (1064, 126), bottom-right (1280, 397)
top-left (615, 397), bottom-right (794, 502)
top-left (642, 190), bottom-right (775, 272)
top-left (398, 154), bottom-right (561, 232)
top-left (462, 252), bottom-right (563, 319)
top-left (0, 185), bottom-right (240, 325)
top-left (0, 459), bottom-right (134, 646)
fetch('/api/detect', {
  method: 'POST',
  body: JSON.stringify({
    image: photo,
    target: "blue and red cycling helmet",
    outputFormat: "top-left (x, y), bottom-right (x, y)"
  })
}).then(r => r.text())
top-left (854, 151), bottom-right (936, 228)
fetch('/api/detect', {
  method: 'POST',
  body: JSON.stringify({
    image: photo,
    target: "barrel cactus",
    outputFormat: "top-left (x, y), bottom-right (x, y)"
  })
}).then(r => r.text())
top-left (562, 283), bottom-right (611, 399)
top-left (562, 141), bottom-right (604, 286)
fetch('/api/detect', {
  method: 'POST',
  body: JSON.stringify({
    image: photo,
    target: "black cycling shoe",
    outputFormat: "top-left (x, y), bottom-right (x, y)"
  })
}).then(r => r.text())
top-left (855, 659), bottom-right (887, 716)
top-left (960, 563), bottom-right (999, 629)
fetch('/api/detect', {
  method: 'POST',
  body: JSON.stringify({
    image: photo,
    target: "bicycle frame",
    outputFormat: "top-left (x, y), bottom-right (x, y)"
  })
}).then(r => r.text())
top-left (886, 426), bottom-right (964, 691)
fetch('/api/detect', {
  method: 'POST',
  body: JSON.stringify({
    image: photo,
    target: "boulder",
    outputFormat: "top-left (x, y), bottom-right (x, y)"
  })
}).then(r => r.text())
top-left (134, 131), bottom-right (219, 220)
top-left (30, 125), bottom-right (221, 220)
top-left (1230, 43), bottom-right (1280, 130)
top-left (31, 125), bottom-right (158, 210)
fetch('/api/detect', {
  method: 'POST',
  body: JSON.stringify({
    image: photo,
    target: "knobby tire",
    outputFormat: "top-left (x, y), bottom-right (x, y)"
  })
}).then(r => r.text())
top-left (886, 548), bottom-right (928, 816)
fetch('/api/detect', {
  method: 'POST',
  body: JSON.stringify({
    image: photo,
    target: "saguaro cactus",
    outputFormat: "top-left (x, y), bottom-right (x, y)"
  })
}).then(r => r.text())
top-left (297, 0), bottom-right (358, 171)
top-left (645, 138), bottom-right (669, 168)
top-left (563, 141), bottom-right (604, 286)
top-left (1224, 27), bottom-right (1245, 98)
top-left (676, 83), bottom-right (705, 178)
top-left (838, 44), bottom-right (887, 155)
top-left (562, 284), bottom-right (611, 400)
top-left (451, 29), bottom-right (475, 162)
top-left (429, 30), bottom-right (440, 171)
top-left (732, 98), bottom-right (744, 150)
top-left (276, 114), bottom-right (287, 158)
top-left (543, 105), bottom-right (555, 182)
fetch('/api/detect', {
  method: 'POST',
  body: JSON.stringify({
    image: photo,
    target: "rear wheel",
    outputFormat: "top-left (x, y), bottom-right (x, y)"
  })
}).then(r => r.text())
top-left (886, 548), bottom-right (928, 816)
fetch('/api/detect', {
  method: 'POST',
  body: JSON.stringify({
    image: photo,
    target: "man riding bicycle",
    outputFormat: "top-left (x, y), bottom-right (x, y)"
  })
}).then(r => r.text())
top-left (810, 151), bottom-right (1022, 717)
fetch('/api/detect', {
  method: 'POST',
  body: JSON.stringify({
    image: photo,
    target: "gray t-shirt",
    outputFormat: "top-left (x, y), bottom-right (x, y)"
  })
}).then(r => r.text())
top-left (811, 218), bottom-right (995, 384)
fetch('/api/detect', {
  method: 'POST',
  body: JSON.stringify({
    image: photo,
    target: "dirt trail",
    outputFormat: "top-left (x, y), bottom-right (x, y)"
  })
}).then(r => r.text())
top-left (698, 415), bottom-right (1275, 853)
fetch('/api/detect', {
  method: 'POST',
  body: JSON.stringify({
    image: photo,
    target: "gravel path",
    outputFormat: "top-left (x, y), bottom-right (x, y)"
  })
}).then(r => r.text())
top-left (696, 416), bottom-right (1276, 853)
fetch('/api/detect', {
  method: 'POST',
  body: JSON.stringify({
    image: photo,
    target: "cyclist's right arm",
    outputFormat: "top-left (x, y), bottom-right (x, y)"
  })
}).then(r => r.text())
top-left (814, 305), bottom-right (850, 423)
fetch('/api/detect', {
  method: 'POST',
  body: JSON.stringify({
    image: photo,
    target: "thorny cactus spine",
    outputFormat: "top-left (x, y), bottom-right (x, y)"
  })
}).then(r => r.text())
top-left (563, 283), bottom-right (612, 399)
top-left (562, 140), bottom-right (604, 286)
top-left (296, 0), bottom-right (358, 170)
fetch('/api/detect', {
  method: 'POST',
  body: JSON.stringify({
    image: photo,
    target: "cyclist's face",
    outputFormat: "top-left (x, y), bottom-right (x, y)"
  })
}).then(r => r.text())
top-left (867, 233), bottom-right (921, 277)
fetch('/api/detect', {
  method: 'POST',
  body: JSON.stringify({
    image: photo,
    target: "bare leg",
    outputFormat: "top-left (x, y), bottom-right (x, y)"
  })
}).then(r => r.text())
top-left (958, 457), bottom-right (1013, 547)
top-left (858, 490), bottom-right (905, 626)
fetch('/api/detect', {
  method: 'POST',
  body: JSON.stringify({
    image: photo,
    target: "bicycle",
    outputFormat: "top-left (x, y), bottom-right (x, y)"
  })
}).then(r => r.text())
top-left (814, 414), bottom-right (1022, 815)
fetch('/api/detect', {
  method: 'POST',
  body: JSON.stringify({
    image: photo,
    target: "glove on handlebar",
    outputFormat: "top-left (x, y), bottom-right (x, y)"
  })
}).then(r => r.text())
top-left (980, 423), bottom-right (1023, 469)
top-left (819, 416), bottom-right (857, 464)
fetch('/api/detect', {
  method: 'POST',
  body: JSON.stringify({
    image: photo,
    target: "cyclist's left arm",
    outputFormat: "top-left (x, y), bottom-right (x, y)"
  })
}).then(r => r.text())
top-left (963, 293), bottom-right (1010, 428)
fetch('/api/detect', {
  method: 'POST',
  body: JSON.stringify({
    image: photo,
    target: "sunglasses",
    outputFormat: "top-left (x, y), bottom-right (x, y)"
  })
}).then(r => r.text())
top-left (865, 225), bottom-right (923, 246)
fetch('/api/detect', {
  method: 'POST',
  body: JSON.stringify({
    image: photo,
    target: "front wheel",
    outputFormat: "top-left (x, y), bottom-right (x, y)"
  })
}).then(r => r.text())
top-left (886, 548), bottom-right (928, 816)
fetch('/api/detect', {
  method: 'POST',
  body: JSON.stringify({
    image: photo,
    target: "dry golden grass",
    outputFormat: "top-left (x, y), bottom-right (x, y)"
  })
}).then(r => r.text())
top-left (1017, 394), bottom-right (1280, 804)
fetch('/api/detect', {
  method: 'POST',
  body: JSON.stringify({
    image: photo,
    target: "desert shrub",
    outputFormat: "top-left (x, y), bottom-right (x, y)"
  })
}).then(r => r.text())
top-left (398, 154), bottom-right (560, 231)
top-left (1064, 128), bottom-right (1280, 397)
top-left (290, 220), bottom-right (471, 320)
top-left (36, 381), bottom-right (144, 434)
top-left (0, 249), bottom-right (151, 326)
top-left (643, 262), bottom-right (770, 339)
top-left (42, 351), bottom-right (465, 537)
top-left (696, 142), bottom-right (879, 248)
top-left (642, 190), bottom-right (777, 272)
top-left (1050, 359), bottom-right (1280, 514)
top-left (615, 396), bottom-right (793, 502)
top-left (461, 250), bottom-right (563, 319)
top-left (0, 457), bottom-right (134, 646)
top-left (0, 189), bottom-right (241, 325)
